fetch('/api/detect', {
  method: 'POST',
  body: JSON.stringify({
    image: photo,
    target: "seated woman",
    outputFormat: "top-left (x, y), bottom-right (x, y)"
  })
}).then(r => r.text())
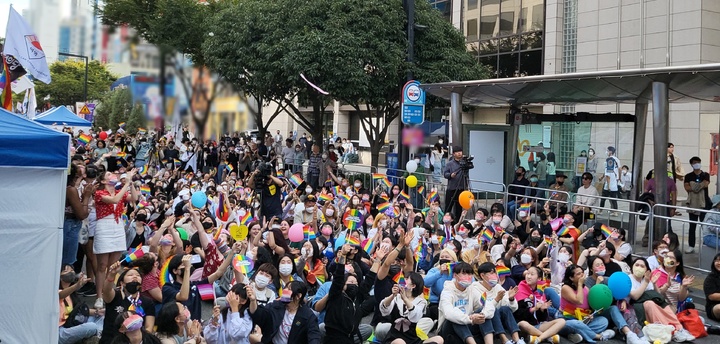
top-left (514, 267), bottom-right (565, 344)
top-left (154, 302), bottom-right (206, 344)
top-left (110, 312), bottom-right (162, 344)
top-left (249, 281), bottom-right (321, 344)
top-left (380, 272), bottom-right (442, 344)
top-left (702, 196), bottom-right (720, 249)
top-left (559, 265), bottom-right (613, 343)
top-left (705, 253), bottom-right (720, 322)
top-left (204, 283), bottom-right (256, 344)
top-left (629, 258), bottom-right (695, 343)
top-left (438, 262), bottom-right (492, 344)
top-left (101, 262), bottom-right (156, 344)
top-left (58, 265), bottom-right (103, 344)
top-left (650, 249), bottom-right (694, 312)
top-left (423, 249), bottom-right (458, 321)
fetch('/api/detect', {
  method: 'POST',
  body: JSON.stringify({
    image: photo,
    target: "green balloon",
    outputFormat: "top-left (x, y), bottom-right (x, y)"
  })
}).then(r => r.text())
top-left (176, 227), bottom-right (188, 241)
top-left (588, 284), bottom-right (613, 310)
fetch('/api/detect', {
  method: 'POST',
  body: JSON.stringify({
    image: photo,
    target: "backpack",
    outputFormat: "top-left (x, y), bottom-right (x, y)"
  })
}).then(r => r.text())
top-left (62, 300), bottom-right (90, 328)
top-left (676, 308), bottom-right (708, 338)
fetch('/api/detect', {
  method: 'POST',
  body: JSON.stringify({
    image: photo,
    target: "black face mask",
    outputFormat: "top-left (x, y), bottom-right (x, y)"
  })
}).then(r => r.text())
top-left (414, 216), bottom-right (422, 223)
top-left (202, 222), bottom-right (213, 230)
top-left (530, 236), bottom-right (542, 245)
top-left (540, 214), bottom-right (548, 221)
top-left (125, 281), bottom-right (141, 294)
top-left (389, 265), bottom-right (401, 277)
top-left (515, 172), bottom-right (522, 177)
top-left (345, 284), bottom-right (359, 299)
top-left (557, 181), bottom-right (564, 186)
top-left (135, 214), bottom-right (147, 223)
top-left (61, 272), bottom-right (78, 284)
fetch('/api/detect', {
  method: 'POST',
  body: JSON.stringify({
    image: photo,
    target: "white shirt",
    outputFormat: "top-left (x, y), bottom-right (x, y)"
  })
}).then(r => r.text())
top-left (272, 310), bottom-right (295, 344)
top-left (575, 185), bottom-right (599, 206)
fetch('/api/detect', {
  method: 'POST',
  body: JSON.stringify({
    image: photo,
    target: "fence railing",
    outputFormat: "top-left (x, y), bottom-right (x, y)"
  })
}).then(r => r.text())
top-left (570, 192), bottom-right (650, 249)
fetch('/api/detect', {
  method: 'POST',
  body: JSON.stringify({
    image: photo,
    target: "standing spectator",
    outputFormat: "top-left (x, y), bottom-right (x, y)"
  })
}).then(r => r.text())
top-left (545, 152), bottom-right (556, 186)
top-left (586, 148), bottom-right (598, 184)
top-left (135, 137), bottom-right (153, 168)
top-left (293, 144), bottom-right (306, 175)
top-left (507, 166), bottom-right (531, 220)
top-left (318, 150), bottom-right (337, 188)
top-left (600, 146), bottom-right (621, 216)
top-left (274, 130), bottom-right (284, 153)
top-left (619, 165), bottom-right (633, 199)
top-left (430, 144), bottom-right (444, 184)
top-left (444, 146), bottom-right (467, 221)
top-left (282, 139), bottom-right (296, 174)
top-left (535, 153), bottom-right (547, 188)
top-left (64, 163), bottom-right (96, 266)
top-left (684, 156), bottom-right (710, 253)
top-left (308, 145), bottom-right (322, 190)
top-left (667, 143), bottom-right (685, 184)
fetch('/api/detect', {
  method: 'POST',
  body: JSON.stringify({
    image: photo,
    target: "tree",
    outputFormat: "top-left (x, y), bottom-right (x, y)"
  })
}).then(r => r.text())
top-left (34, 60), bottom-right (116, 106)
top-left (93, 87), bottom-right (133, 132)
top-left (203, 0), bottom-right (488, 166)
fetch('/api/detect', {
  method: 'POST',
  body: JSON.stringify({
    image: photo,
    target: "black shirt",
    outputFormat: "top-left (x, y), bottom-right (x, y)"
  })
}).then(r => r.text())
top-left (161, 278), bottom-right (208, 321)
top-left (684, 171), bottom-right (711, 206)
top-left (261, 182), bottom-right (283, 218)
top-left (508, 178), bottom-right (531, 199)
top-left (163, 148), bottom-right (179, 161)
top-left (99, 291), bottom-right (156, 344)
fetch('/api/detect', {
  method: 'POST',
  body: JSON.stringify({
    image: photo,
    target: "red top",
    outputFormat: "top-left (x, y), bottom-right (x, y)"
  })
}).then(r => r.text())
top-left (94, 189), bottom-right (128, 223)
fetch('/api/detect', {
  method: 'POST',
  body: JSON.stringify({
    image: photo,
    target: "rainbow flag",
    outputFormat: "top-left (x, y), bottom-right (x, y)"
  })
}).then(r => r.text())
top-left (400, 190), bottom-right (410, 201)
top-left (339, 194), bottom-right (351, 204)
top-left (318, 193), bottom-right (334, 202)
top-left (343, 209), bottom-right (361, 230)
top-left (127, 303), bottom-right (145, 317)
top-left (289, 174), bottom-right (304, 188)
top-left (174, 159), bottom-right (181, 168)
top-left (137, 128), bottom-right (147, 135)
top-left (377, 202), bottom-right (391, 213)
top-left (423, 287), bottom-right (430, 301)
top-left (392, 270), bottom-right (406, 286)
top-left (216, 193), bottom-right (230, 222)
top-left (543, 235), bottom-right (553, 246)
top-left (118, 122), bottom-right (126, 129)
top-left (417, 186), bottom-right (425, 195)
top-left (138, 164), bottom-right (148, 176)
top-left (480, 292), bottom-right (487, 306)
top-left (481, 228), bottom-right (494, 243)
top-left (140, 185), bottom-right (151, 196)
top-left (381, 177), bottom-right (392, 188)
top-left (392, 206), bottom-right (400, 218)
top-left (304, 225), bottom-right (316, 240)
top-left (537, 279), bottom-right (551, 291)
top-left (276, 170), bottom-right (284, 178)
top-left (437, 236), bottom-right (447, 247)
top-left (124, 244), bottom-right (145, 263)
top-left (197, 283), bottom-right (214, 301)
top-left (346, 235), bottom-right (361, 246)
top-left (116, 152), bottom-right (127, 159)
top-left (239, 211), bottom-right (252, 226)
top-left (496, 265), bottom-right (511, 278)
top-left (77, 134), bottom-right (92, 146)
top-left (362, 239), bottom-right (374, 254)
top-left (426, 191), bottom-right (438, 204)
top-left (0, 60), bottom-right (11, 111)
top-left (557, 226), bottom-right (570, 237)
top-left (518, 203), bottom-right (532, 213)
top-left (600, 224), bottom-right (613, 238)
top-left (232, 255), bottom-right (253, 274)
top-left (121, 213), bottom-right (130, 228)
top-left (372, 173), bottom-right (385, 180)
top-left (226, 164), bottom-right (234, 172)
top-left (414, 243), bottom-right (426, 260)
top-left (332, 186), bottom-right (342, 196)
top-left (159, 257), bottom-right (173, 286)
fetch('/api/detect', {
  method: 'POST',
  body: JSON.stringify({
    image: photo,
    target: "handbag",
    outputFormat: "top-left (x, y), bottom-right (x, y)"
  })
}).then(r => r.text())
top-left (62, 299), bottom-right (90, 328)
top-left (676, 308), bottom-right (708, 338)
top-left (641, 323), bottom-right (674, 344)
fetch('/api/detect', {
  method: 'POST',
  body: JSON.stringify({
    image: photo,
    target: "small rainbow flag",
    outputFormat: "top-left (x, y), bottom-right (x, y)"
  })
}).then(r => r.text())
top-left (496, 265), bottom-right (511, 278)
top-left (159, 257), bottom-right (173, 286)
top-left (414, 243), bottom-right (426, 260)
top-left (346, 235), bottom-right (361, 246)
top-left (480, 292), bottom-right (487, 306)
top-left (318, 193), bottom-right (334, 202)
top-left (304, 225), bottom-right (316, 240)
top-left (226, 164), bottom-right (234, 172)
top-left (124, 244), bottom-right (145, 263)
top-left (372, 173), bottom-right (385, 180)
top-left (543, 235), bottom-right (553, 246)
top-left (537, 279), bottom-right (551, 291)
top-left (289, 174), bottom-right (304, 188)
top-left (140, 185), bottom-right (151, 196)
top-left (121, 213), bottom-right (130, 228)
top-left (392, 207), bottom-right (400, 218)
top-left (332, 186), bottom-right (342, 196)
top-left (343, 209), bottom-right (361, 230)
top-left (127, 303), bottom-right (145, 317)
top-left (138, 165), bottom-right (148, 176)
top-left (77, 134), bottom-right (91, 146)
top-left (557, 226), bottom-right (570, 237)
top-left (417, 186), bottom-right (425, 195)
top-left (232, 255), bottom-right (253, 274)
top-left (392, 270), bottom-right (406, 286)
top-left (339, 194), bottom-right (351, 204)
top-left (400, 190), bottom-right (410, 201)
top-left (423, 286), bottom-right (430, 300)
top-left (381, 177), bottom-right (392, 188)
top-left (239, 211), bottom-right (252, 226)
top-left (118, 122), bottom-right (126, 129)
top-left (481, 228), bottom-right (494, 243)
top-left (518, 203), bottom-right (532, 213)
top-left (437, 236), bottom-right (448, 247)
top-left (362, 239), bottom-right (374, 254)
top-left (137, 128), bottom-right (147, 135)
top-left (276, 170), bottom-right (284, 178)
top-left (426, 191), bottom-right (438, 204)
top-left (216, 193), bottom-right (230, 222)
top-left (116, 152), bottom-right (127, 159)
top-left (174, 159), bottom-right (181, 168)
top-left (377, 202), bottom-right (391, 213)
top-left (600, 224), bottom-right (613, 238)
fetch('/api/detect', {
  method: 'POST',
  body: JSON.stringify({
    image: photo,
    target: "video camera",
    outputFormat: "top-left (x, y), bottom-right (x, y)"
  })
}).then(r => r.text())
top-left (459, 155), bottom-right (475, 171)
top-left (253, 160), bottom-right (272, 190)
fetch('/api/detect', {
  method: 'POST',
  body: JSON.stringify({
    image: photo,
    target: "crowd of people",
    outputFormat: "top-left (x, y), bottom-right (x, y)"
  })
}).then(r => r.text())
top-left (57, 127), bottom-right (720, 344)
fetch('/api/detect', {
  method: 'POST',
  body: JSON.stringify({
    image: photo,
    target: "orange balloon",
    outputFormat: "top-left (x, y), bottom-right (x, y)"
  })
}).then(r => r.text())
top-left (459, 191), bottom-right (475, 210)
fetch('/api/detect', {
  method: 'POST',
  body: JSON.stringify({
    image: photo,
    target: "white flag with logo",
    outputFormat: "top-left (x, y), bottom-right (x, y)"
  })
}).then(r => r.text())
top-left (3, 6), bottom-right (51, 84)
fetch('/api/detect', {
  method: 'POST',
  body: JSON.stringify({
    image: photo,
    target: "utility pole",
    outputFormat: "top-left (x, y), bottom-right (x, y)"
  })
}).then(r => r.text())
top-left (399, 0), bottom-right (415, 170)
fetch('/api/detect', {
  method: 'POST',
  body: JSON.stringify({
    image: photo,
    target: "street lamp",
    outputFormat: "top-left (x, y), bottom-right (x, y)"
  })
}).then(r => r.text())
top-left (58, 52), bottom-right (89, 102)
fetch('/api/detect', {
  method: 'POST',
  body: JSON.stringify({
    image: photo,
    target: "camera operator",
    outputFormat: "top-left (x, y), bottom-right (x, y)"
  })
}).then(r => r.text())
top-left (247, 163), bottom-right (284, 219)
top-left (444, 145), bottom-right (468, 220)
top-left (135, 135), bottom-right (154, 168)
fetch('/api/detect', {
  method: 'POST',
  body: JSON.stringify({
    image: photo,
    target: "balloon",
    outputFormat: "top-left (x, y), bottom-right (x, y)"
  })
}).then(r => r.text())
top-left (191, 192), bottom-right (208, 209)
top-left (406, 160), bottom-right (418, 173)
top-left (588, 284), bottom-right (613, 310)
top-left (608, 272), bottom-right (632, 300)
top-left (176, 227), bottom-right (188, 241)
top-left (335, 232), bottom-right (347, 250)
top-left (459, 191), bottom-right (474, 210)
top-left (550, 218), bottom-right (563, 231)
top-left (406, 175), bottom-right (418, 188)
top-left (230, 224), bottom-right (248, 241)
top-left (99, 131), bottom-right (108, 140)
top-left (288, 223), bottom-right (305, 242)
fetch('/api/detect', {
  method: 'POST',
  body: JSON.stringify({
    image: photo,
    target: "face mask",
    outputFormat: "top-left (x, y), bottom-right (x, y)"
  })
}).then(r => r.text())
top-left (279, 264), bottom-right (293, 276)
top-left (475, 215), bottom-right (483, 221)
top-left (530, 236), bottom-right (542, 245)
top-left (362, 196), bottom-right (369, 202)
top-left (321, 154), bottom-right (328, 160)
top-left (202, 222), bottom-right (213, 230)
top-left (515, 172), bottom-right (522, 177)
top-left (633, 266), bottom-right (647, 279)
top-left (295, 148), bottom-right (301, 152)
top-left (123, 314), bottom-right (144, 332)
top-left (664, 257), bottom-right (676, 267)
top-left (392, 189), bottom-right (399, 195)
top-left (443, 217), bottom-right (451, 224)
top-left (520, 254), bottom-right (532, 264)
top-left (431, 236), bottom-right (439, 244)
top-left (322, 227), bottom-right (332, 236)
top-left (380, 220), bottom-right (388, 227)
top-left (501, 237), bottom-right (508, 247)
top-left (558, 253), bottom-right (570, 263)
top-left (301, 247), bottom-right (313, 257)
top-left (563, 217), bottom-right (571, 225)
top-left (557, 181), bottom-right (564, 186)
top-left (457, 230), bottom-right (467, 237)
top-left (439, 259), bottom-right (450, 265)
top-left (326, 209), bottom-right (335, 216)
top-left (530, 177), bottom-right (538, 183)
top-left (589, 151), bottom-right (594, 157)
top-left (622, 170), bottom-right (628, 175)
top-left (246, 250), bottom-right (255, 261)
top-left (692, 163), bottom-right (701, 170)
top-left (253, 202), bottom-right (260, 209)
top-left (658, 249), bottom-right (669, 258)
top-left (305, 187), bottom-right (313, 194)
top-left (135, 213), bottom-right (147, 222)
top-left (255, 275), bottom-right (270, 289)
top-left (438, 140), bottom-right (444, 144)
top-left (457, 276), bottom-right (472, 288)
top-left (61, 272), bottom-right (78, 284)
top-left (305, 206), bottom-right (315, 213)
top-left (444, 243), bottom-right (456, 251)
top-left (345, 284), bottom-right (359, 299)
top-left (598, 249), bottom-right (608, 257)
top-left (125, 281), bottom-right (141, 294)
top-left (486, 276), bottom-right (499, 287)
top-left (492, 218), bottom-right (501, 224)
top-left (352, 199), bottom-right (360, 205)
top-left (354, 182), bottom-right (361, 188)
top-left (594, 266), bottom-right (606, 276)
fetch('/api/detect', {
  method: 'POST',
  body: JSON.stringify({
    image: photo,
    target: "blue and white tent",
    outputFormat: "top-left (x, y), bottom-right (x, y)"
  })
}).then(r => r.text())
top-left (35, 106), bottom-right (93, 133)
top-left (0, 108), bottom-right (70, 343)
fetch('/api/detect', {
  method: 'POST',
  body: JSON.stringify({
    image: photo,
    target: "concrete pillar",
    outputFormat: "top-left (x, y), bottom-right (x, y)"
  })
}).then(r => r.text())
top-left (652, 82), bottom-right (669, 240)
top-left (631, 100), bottom-right (648, 248)
top-left (450, 91), bottom-right (462, 152)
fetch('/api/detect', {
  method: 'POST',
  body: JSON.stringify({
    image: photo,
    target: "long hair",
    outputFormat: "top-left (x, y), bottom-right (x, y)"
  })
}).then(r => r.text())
top-left (155, 302), bottom-right (181, 337)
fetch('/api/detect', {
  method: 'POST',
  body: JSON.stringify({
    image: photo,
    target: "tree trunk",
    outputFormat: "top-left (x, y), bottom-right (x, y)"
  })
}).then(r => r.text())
top-left (370, 142), bottom-right (382, 168)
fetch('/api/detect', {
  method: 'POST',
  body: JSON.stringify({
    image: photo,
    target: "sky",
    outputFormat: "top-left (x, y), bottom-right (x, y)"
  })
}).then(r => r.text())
top-left (0, 0), bottom-right (29, 38)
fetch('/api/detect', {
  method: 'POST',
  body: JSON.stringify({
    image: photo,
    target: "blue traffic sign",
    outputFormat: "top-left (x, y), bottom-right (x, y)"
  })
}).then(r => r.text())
top-left (401, 80), bottom-right (425, 125)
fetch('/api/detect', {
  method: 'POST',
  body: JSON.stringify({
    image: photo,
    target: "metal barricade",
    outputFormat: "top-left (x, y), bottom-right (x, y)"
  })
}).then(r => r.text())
top-left (468, 179), bottom-right (508, 213)
top-left (570, 193), bottom-right (649, 249)
top-left (506, 185), bottom-right (571, 220)
top-left (650, 204), bottom-right (720, 273)
top-left (335, 164), bottom-right (378, 190)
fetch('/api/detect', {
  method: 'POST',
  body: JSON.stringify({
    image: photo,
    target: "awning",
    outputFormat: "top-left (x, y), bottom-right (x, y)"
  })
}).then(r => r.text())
top-left (420, 63), bottom-right (720, 107)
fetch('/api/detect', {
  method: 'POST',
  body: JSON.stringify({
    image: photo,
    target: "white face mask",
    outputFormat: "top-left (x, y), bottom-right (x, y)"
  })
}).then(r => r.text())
top-left (254, 275), bottom-right (270, 289)
top-left (279, 264), bottom-right (293, 276)
top-left (692, 163), bottom-right (702, 170)
top-left (246, 250), bottom-right (255, 260)
top-left (558, 253), bottom-right (570, 263)
top-left (520, 254), bottom-right (532, 264)
top-left (305, 206), bottom-right (315, 213)
top-left (352, 199), bottom-right (360, 205)
top-left (305, 187), bottom-right (313, 194)
top-left (301, 247), bottom-right (312, 257)
top-left (380, 220), bottom-right (388, 228)
top-left (354, 182), bottom-right (361, 188)
top-left (431, 235), bottom-right (439, 244)
top-left (325, 209), bottom-right (334, 216)
top-left (599, 249), bottom-right (608, 257)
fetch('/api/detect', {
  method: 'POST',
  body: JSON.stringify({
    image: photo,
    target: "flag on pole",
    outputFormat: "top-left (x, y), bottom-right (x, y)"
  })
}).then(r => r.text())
top-left (24, 86), bottom-right (36, 118)
top-left (3, 6), bottom-right (51, 83)
top-left (0, 60), bottom-right (11, 111)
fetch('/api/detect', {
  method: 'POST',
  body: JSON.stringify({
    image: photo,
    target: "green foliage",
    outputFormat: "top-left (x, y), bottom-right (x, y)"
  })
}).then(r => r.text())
top-left (125, 103), bottom-right (146, 135)
top-left (35, 60), bottom-right (116, 107)
top-left (93, 87), bottom-right (133, 132)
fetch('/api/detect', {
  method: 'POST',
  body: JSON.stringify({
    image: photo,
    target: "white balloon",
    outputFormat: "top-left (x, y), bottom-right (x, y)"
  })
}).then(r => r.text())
top-left (406, 160), bottom-right (418, 173)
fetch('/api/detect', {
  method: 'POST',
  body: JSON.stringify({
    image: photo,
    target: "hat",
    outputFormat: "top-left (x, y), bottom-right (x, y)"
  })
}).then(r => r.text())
top-left (303, 194), bottom-right (317, 203)
top-left (452, 145), bottom-right (462, 153)
top-left (555, 171), bottom-right (567, 179)
top-left (712, 195), bottom-right (720, 208)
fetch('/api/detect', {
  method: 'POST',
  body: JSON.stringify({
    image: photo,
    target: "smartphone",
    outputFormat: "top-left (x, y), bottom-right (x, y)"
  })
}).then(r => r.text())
top-left (190, 255), bottom-right (202, 264)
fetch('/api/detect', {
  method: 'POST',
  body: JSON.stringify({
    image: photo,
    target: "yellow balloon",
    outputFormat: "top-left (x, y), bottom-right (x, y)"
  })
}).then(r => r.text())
top-left (406, 175), bottom-right (418, 188)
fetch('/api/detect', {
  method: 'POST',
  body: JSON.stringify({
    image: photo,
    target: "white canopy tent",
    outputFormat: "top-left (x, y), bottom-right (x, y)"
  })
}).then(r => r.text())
top-left (0, 109), bottom-right (70, 343)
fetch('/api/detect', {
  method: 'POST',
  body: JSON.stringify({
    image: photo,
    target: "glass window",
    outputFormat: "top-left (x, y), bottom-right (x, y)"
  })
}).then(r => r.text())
top-left (497, 52), bottom-right (519, 78)
top-left (480, 15), bottom-right (497, 39)
top-left (468, 0), bottom-right (479, 10)
top-left (500, 11), bottom-right (514, 35)
top-left (467, 19), bottom-right (479, 40)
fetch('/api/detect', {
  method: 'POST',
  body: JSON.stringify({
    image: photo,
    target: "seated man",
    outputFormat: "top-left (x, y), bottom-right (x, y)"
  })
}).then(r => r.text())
top-left (438, 262), bottom-right (493, 344)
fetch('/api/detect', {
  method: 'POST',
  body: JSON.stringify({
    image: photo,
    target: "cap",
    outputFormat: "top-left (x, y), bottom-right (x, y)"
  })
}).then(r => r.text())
top-left (555, 171), bottom-right (567, 178)
top-left (452, 145), bottom-right (462, 153)
top-left (120, 173), bottom-right (128, 180)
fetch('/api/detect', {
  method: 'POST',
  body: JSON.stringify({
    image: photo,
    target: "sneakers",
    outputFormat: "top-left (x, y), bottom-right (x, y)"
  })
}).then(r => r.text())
top-left (625, 331), bottom-right (645, 344)
top-left (529, 336), bottom-right (540, 344)
top-left (94, 298), bottom-right (104, 309)
top-left (504, 340), bottom-right (514, 344)
top-left (600, 329), bottom-right (615, 341)
top-left (516, 339), bottom-right (526, 344)
top-left (567, 333), bottom-right (583, 343)
top-left (672, 329), bottom-right (696, 342)
top-left (78, 282), bottom-right (97, 297)
top-left (684, 247), bottom-right (695, 254)
top-left (528, 335), bottom-right (559, 344)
